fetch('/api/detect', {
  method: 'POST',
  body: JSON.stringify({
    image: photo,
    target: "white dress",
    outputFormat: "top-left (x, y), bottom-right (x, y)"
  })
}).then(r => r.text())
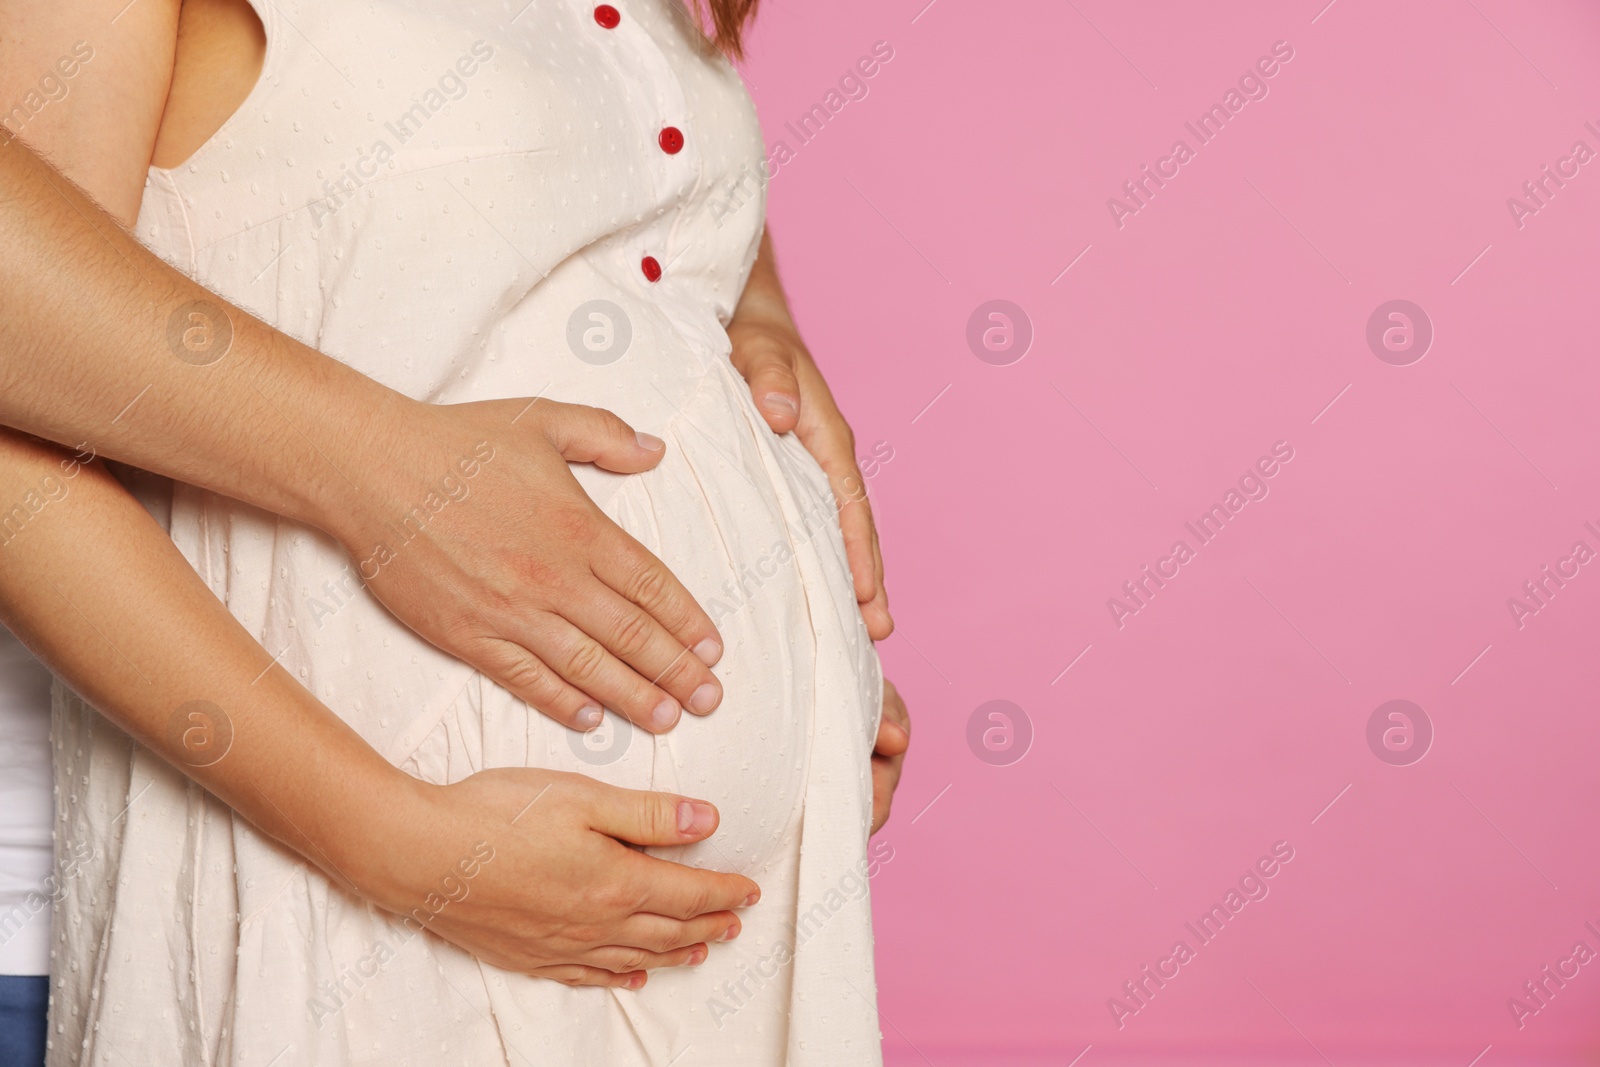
top-left (47, 2), bottom-right (884, 1063)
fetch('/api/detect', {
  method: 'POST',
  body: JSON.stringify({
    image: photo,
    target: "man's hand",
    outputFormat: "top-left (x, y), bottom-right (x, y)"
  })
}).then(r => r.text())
top-left (0, 429), bottom-right (753, 987)
top-left (341, 396), bottom-right (728, 735)
top-left (871, 679), bottom-right (910, 834)
top-left (346, 768), bottom-right (761, 988)
top-left (727, 232), bottom-right (893, 639)
top-left (0, 138), bottom-right (726, 736)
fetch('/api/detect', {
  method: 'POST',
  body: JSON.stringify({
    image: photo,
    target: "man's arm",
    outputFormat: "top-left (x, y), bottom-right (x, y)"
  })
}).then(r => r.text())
top-left (1, 4), bottom-right (754, 976)
top-left (0, 431), bottom-right (755, 986)
top-left (0, 0), bottom-right (727, 730)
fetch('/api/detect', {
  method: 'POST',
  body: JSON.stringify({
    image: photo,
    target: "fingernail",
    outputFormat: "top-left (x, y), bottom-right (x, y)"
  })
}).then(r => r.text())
top-left (689, 682), bottom-right (720, 714)
top-left (741, 892), bottom-right (759, 908)
top-left (652, 697), bottom-right (680, 730)
top-left (677, 800), bottom-right (715, 835)
top-left (691, 638), bottom-right (722, 666)
top-left (625, 973), bottom-right (645, 990)
top-left (576, 704), bottom-right (604, 729)
top-left (636, 431), bottom-right (665, 452)
top-left (688, 947), bottom-right (708, 966)
top-left (718, 923), bottom-right (739, 942)
top-left (762, 393), bottom-right (798, 417)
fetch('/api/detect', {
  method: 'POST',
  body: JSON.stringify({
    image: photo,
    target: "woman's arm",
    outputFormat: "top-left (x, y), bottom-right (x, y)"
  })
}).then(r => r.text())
top-left (727, 228), bottom-right (910, 830)
top-left (0, 1), bottom-right (725, 734)
top-left (0, 430), bottom-right (756, 987)
top-left (729, 228), bottom-right (893, 638)
top-left (0, 0), bottom-right (181, 222)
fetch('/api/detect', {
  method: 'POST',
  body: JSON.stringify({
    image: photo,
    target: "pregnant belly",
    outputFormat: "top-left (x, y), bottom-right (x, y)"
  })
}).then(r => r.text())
top-left (169, 355), bottom-right (866, 879)
top-left (553, 566), bottom-right (820, 876)
top-left (406, 365), bottom-right (862, 877)
top-left (567, 371), bottom-right (853, 874)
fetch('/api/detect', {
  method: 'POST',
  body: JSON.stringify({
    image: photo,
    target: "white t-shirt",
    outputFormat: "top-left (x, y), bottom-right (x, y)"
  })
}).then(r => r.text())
top-left (0, 625), bottom-right (53, 976)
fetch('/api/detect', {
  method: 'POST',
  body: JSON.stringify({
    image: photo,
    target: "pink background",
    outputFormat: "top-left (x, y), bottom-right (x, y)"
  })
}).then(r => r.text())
top-left (741, 1), bottom-right (1600, 1063)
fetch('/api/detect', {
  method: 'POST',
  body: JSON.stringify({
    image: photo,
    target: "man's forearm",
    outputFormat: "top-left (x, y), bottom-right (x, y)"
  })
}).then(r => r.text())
top-left (0, 135), bottom-right (414, 541)
top-left (0, 427), bottom-right (404, 886)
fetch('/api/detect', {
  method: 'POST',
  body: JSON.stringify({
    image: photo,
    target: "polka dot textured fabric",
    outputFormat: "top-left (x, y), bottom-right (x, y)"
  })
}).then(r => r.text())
top-left (47, 2), bottom-right (883, 1065)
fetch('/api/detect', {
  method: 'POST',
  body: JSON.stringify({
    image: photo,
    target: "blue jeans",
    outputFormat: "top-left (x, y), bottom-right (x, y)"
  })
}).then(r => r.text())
top-left (0, 976), bottom-right (46, 1067)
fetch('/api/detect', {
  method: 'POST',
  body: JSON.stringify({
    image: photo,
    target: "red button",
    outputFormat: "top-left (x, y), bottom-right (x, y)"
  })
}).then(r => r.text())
top-left (594, 5), bottom-right (620, 28)
top-left (658, 126), bottom-right (684, 155)
top-left (641, 256), bottom-right (662, 282)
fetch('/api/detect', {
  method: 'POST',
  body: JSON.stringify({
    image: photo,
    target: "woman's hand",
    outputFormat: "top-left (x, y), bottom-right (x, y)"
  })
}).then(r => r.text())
top-left (344, 768), bottom-right (760, 989)
top-left (871, 679), bottom-right (911, 834)
top-left (727, 230), bottom-right (906, 834)
top-left (728, 231), bottom-right (893, 639)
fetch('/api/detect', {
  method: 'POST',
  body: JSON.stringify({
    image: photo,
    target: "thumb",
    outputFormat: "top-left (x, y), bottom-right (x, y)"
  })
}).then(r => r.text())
top-left (536, 401), bottom-right (666, 473)
top-left (590, 785), bottom-right (721, 847)
top-left (874, 717), bottom-right (910, 758)
top-left (730, 338), bottom-right (802, 434)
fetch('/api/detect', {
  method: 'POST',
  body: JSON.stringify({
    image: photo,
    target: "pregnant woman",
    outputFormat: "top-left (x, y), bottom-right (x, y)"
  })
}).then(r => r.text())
top-left (0, 0), bottom-right (906, 1063)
